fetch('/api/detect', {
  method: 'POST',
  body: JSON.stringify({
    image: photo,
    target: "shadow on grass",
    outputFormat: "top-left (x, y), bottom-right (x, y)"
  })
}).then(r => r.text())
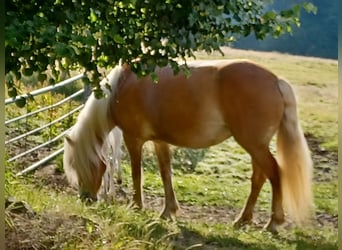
top-left (172, 225), bottom-right (273, 250)
top-left (276, 231), bottom-right (338, 250)
top-left (171, 225), bottom-right (337, 250)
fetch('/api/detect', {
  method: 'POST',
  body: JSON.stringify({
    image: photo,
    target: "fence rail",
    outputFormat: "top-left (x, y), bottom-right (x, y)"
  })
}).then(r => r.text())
top-left (5, 74), bottom-right (86, 176)
top-left (5, 74), bottom-right (85, 105)
top-left (5, 88), bottom-right (85, 126)
top-left (5, 104), bottom-right (84, 146)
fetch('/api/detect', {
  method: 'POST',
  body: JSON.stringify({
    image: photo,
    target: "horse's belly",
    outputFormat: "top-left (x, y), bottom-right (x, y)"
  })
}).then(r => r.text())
top-left (161, 112), bottom-right (232, 148)
top-left (181, 124), bottom-right (232, 148)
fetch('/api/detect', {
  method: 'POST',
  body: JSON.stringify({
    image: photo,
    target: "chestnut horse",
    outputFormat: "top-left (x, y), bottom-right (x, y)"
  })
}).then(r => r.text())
top-left (63, 59), bottom-right (312, 232)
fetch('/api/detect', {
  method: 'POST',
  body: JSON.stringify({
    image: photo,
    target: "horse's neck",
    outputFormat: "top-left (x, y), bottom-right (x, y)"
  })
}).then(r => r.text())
top-left (76, 65), bottom-right (122, 149)
top-left (76, 94), bottom-right (112, 148)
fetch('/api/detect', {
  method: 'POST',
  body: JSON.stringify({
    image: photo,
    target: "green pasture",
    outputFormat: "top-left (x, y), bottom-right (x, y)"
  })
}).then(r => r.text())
top-left (5, 48), bottom-right (338, 249)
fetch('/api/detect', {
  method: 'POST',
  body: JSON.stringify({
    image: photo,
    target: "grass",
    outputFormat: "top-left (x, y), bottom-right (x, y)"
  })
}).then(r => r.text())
top-left (5, 48), bottom-right (338, 249)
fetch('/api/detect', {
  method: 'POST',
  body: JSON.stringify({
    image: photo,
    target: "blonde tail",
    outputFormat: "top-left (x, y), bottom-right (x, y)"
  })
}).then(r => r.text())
top-left (277, 79), bottom-right (313, 223)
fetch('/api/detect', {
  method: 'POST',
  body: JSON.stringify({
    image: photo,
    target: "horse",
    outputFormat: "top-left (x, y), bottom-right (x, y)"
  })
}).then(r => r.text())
top-left (98, 127), bottom-right (123, 201)
top-left (63, 59), bottom-right (312, 232)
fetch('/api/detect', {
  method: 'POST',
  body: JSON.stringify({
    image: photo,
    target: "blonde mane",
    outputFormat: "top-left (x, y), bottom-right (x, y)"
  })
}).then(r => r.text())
top-left (63, 65), bottom-right (123, 189)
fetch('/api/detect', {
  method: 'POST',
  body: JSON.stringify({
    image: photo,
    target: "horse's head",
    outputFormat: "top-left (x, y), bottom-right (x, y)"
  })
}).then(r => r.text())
top-left (63, 133), bottom-right (106, 201)
top-left (62, 66), bottom-right (123, 201)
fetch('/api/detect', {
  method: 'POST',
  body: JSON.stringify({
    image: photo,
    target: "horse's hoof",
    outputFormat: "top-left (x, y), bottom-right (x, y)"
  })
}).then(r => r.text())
top-left (233, 217), bottom-right (252, 229)
top-left (160, 212), bottom-right (173, 221)
top-left (160, 206), bottom-right (180, 220)
top-left (263, 220), bottom-right (281, 234)
top-left (128, 200), bottom-right (144, 211)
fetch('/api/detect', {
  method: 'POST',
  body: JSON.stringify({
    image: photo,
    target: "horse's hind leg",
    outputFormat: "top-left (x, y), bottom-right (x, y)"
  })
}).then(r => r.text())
top-left (233, 159), bottom-right (266, 227)
top-left (107, 153), bottom-right (116, 200)
top-left (153, 141), bottom-right (180, 219)
top-left (249, 148), bottom-right (285, 232)
top-left (114, 128), bottom-right (123, 185)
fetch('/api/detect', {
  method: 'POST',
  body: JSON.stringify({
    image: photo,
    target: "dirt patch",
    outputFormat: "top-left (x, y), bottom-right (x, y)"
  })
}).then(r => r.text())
top-left (144, 194), bottom-right (337, 230)
top-left (305, 133), bottom-right (338, 182)
top-left (5, 197), bottom-right (100, 250)
top-left (33, 164), bottom-right (73, 193)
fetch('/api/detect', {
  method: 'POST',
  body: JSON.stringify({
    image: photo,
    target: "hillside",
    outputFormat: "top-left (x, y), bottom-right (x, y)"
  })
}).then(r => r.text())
top-left (233, 0), bottom-right (337, 59)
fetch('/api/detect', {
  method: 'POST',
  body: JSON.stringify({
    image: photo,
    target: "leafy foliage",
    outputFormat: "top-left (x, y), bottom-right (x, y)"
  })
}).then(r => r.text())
top-left (6, 0), bottom-right (314, 102)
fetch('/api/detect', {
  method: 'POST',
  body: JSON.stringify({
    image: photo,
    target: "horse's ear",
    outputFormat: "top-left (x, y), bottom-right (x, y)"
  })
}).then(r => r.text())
top-left (65, 134), bottom-right (74, 146)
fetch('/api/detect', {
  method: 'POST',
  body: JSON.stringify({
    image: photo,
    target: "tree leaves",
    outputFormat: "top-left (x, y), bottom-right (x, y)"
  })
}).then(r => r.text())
top-left (303, 2), bottom-right (317, 14)
top-left (113, 35), bottom-right (125, 45)
top-left (5, 0), bottom-right (315, 105)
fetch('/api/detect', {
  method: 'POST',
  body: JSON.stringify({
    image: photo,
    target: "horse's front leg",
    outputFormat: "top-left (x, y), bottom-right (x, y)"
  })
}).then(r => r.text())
top-left (123, 134), bottom-right (144, 209)
top-left (154, 141), bottom-right (180, 219)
